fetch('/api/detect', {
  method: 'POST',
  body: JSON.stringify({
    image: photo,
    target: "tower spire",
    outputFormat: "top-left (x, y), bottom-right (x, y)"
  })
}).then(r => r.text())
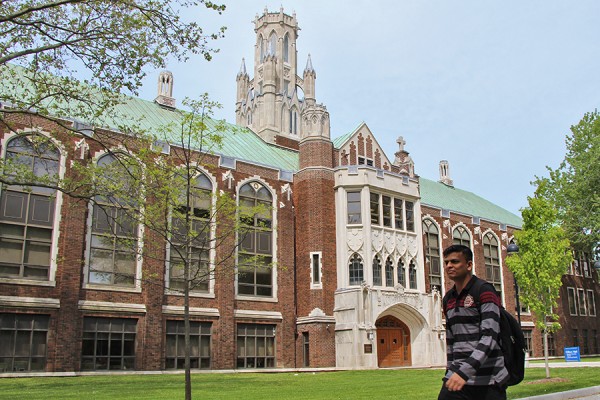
top-left (305, 53), bottom-right (314, 73)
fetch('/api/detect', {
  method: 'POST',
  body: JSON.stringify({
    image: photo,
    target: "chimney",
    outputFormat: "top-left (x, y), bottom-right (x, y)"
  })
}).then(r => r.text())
top-left (439, 160), bottom-right (453, 186)
top-left (155, 70), bottom-right (176, 108)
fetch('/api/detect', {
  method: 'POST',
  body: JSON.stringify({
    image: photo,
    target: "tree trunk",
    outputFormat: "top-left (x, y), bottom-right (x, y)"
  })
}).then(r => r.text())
top-left (543, 330), bottom-right (550, 379)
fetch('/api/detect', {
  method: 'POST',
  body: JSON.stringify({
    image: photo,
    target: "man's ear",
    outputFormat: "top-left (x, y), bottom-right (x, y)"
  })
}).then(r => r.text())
top-left (467, 260), bottom-right (473, 272)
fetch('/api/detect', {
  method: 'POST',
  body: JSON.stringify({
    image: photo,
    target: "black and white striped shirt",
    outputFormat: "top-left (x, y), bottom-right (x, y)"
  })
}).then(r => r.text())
top-left (443, 275), bottom-right (509, 386)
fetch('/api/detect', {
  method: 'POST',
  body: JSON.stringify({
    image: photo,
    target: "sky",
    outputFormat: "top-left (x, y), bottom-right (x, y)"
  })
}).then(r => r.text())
top-left (137, 1), bottom-right (600, 216)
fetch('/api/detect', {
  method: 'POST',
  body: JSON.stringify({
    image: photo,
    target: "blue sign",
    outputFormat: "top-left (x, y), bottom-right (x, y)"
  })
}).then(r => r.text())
top-left (564, 346), bottom-right (580, 362)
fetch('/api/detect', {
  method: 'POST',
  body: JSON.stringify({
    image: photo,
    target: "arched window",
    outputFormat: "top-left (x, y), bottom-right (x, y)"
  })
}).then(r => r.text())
top-left (385, 257), bottom-right (394, 287)
top-left (0, 135), bottom-right (59, 280)
top-left (283, 34), bottom-right (289, 62)
top-left (372, 255), bottom-right (382, 286)
top-left (88, 153), bottom-right (140, 287)
top-left (238, 181), bottom-right (273, 297)
top-left (268, 32), bottom-right (277, 56)
top-left (349, 253), bottom-right (363, 286)
top-left (423, 219), bottom-right (441, 293)
top-left (408, 260), bottom-right (417, 289)
top-left (259, 36), bottom-right (265, 61)
top-left (289, 109), bottom-right (297, 135)
top-left (483, 232), bottom-right (502, 294)
top-left (168, 171), bottom-right (213, 293)
top-left (452, 225), bottom-right (470, 247)
top-left (397, 258), bottom-right (406, 287)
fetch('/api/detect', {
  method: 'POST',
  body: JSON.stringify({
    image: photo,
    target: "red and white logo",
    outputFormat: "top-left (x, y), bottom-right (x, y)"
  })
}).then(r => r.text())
top-left (464, 294), bottom-right (475, 308)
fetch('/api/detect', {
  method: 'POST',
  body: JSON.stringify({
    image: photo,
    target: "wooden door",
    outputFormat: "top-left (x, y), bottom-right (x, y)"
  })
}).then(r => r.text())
top-left (376, 316), bottom-right (411, 367)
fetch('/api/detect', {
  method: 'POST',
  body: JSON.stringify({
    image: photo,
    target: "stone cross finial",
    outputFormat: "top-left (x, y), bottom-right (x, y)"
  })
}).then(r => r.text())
top-left (397, 136), bottom-right (406, 152)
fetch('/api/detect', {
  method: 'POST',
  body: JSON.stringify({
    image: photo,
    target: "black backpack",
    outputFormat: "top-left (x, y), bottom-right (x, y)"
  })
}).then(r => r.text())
top-left (444, 278), bottom-right (526, 386)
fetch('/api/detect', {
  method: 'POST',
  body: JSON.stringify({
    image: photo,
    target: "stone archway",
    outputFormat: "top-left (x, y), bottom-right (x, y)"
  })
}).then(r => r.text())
top-left (376, 315), bottom-right (411, 367)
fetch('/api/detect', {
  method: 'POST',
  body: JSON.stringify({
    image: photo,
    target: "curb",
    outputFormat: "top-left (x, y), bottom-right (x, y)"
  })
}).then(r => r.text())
top-left (516, 385), bottom-right (600, 400)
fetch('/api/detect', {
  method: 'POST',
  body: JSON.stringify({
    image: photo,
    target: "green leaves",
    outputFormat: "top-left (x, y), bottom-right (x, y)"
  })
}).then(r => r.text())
top-left (537, 111), bottom-right (600, 255)
top-left (506, 192), bottom-right (572, 333)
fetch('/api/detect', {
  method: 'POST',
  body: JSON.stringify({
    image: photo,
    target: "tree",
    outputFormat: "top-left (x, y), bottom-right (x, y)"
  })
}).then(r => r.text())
top-left (0, 0), bottom-right (226, 132)
top-left (0, 3), bottom-right (245, 399)
top-left (506, 187), bottom-right (573, 379)
top-left (537, 111), bottom-right (600, 257)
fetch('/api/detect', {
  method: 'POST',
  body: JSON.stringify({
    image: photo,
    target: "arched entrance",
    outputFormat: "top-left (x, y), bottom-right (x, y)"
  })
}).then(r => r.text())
top-left (376, 315), bottom-right (411, 367)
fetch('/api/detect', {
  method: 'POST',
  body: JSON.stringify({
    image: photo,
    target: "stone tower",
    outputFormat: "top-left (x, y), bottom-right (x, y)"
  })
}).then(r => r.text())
top-left (235, 7), bottom-right (319, 148)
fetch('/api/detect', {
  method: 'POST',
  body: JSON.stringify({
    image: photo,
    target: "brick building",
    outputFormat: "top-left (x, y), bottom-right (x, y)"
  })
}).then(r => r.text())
top-left (0, 9), bottom-right (598, 374)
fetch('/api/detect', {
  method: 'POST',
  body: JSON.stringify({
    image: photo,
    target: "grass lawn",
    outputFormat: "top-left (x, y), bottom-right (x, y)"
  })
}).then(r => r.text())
top-left (0, 368), bottom-right (599, 400)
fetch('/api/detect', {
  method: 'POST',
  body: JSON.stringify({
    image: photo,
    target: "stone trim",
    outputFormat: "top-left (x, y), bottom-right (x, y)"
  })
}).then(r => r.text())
top-left (0, 296), bottom-right (60, 309)
top-left (161, 305), bottom-right (220, 317)
top-left (234, 309), bottom-right (283, 320)
top-left (78, 300), bottom-right (146, 314)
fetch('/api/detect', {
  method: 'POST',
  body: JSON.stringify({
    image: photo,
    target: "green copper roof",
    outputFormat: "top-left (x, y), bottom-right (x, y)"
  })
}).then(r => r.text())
top-left (0, 64), bottom-right (298, 172)
top-left (419, 177), bottom-right (522, 227)
top-left (105, 97), bottom-right (299, 172)
top-left (332, 122), bottom-right (364, 149)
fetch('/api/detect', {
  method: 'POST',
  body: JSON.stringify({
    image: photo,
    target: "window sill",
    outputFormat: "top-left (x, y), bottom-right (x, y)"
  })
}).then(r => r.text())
top-left (0, 278), bottom-right (56, 287)
top-left (165, 290), bottom-right (215, 299)
top-left (83, 283), bottom-right (142, 293)
top-left (235, 295), bottom-right (278, 303)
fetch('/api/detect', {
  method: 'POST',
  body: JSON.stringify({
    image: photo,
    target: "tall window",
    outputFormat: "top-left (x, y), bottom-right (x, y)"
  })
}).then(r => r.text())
top-left (394, 199), bottom-right (404, 230)
top-left (452, 226), bottom-right (470, 247)
top-left (283, 34), bottom-right (289, 62)
top-left (236, 324), bottom-right (275, 368)
top-left (370, 193), bottom-right (380, 225)
top-left (289, 109), bottom-right (297, 135)
top-left (408, 260), bottom-right (417, 289)
top-left (582, 329), bottom-right (589, 354)
top-left (349, 253), bottom-right (363, 285)
top-left (546, 332), bottom-right (556, 356)
top-left (347, 191), bottom-right (361, 224)
top-left (0, 313), bottom-right (49, 372)
top-left (238, 182), bottom-right (273, 297)
top-left (88, 153), bottom-right (139, 287)
top-left (168, 172), bottom-right (212, 293)
top-left (397, 259), bottom-right (406, 287)
top-left (587, 290), bottom-right (596, 316)
top-left (382, 196), bottom-right (392, 227)
top-left (567, 287), bottom-right (577, 315)
top-left (573, 329), bottom-right (579, 347)
top-left (81, 317), bottom-right (136, 371)
top-left (311, 252), bottom-right (321, 287)
top-left (523, 330), bottom-right (533, 356)
top-left (268, 32), bottom-right (277, 56)
top-left (385, 257), bottom-right (394, 287)
top-left (578, 288), bottom-right (587, 315)
top-left (165, 320), bottom-right (211, 369)
top-left (372, 255), bottom-right (382, 286)
top-left (0, 135), bottom-right (59, 281)
top-left (405, 201), bottom-right (414, 232)
top-left (423, 219), bottom-right (441, 292)
top-left (483, 233), bottom-right (502, 294)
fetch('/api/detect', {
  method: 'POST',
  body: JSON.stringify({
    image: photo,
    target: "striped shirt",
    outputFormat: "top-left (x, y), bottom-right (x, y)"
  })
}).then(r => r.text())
top-left (443, 275), bottom-right (509, 386)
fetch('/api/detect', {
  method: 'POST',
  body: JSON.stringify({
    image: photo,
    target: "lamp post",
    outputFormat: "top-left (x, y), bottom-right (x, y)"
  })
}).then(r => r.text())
top-left (507, 243), bottom-right (521, 326)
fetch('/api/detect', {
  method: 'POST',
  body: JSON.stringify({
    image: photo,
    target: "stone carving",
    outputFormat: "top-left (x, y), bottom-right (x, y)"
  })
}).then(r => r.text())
top-left (372, 230), bottom-right (383, 252)
top-left (397, 235), bottom-right (407, 255)
top-left (347, 229), bottom-right (363, 252)
top-left (384, 231), bottom-right (394, 253)
top-left (407, 236), bottom-right (418, 257)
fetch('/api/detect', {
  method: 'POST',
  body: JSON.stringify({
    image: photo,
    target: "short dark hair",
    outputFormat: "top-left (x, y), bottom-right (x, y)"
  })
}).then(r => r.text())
top-left (443, 244), bottom-right (473, 262)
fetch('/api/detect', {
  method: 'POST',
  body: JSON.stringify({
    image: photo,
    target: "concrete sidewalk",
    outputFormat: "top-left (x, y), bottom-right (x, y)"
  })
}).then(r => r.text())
top-left (516, 361), bottom-right (600, 399)
top-left (516, 385), bottom-right (600, 400)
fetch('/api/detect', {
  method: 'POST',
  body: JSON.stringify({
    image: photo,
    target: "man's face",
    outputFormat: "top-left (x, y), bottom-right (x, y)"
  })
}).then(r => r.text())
top-left (443, 251), bottom-right (472, 282)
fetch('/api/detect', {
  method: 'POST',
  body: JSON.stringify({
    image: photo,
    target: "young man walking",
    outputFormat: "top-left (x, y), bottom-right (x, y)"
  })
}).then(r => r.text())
top-left (439, 244), bottom-right (509, 400)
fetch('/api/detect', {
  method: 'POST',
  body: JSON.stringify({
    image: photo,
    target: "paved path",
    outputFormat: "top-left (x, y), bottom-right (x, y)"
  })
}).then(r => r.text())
top-left (515, 362), bottom-right (600, 399)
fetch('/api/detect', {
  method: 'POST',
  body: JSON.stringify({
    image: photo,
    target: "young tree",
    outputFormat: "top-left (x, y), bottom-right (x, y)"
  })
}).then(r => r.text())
top-left (1, 0), bottom-right (225, 134)
top-left (537, 111), bottom-right (600, 257)
top-left (506, 187), bottom-right (573, 378)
